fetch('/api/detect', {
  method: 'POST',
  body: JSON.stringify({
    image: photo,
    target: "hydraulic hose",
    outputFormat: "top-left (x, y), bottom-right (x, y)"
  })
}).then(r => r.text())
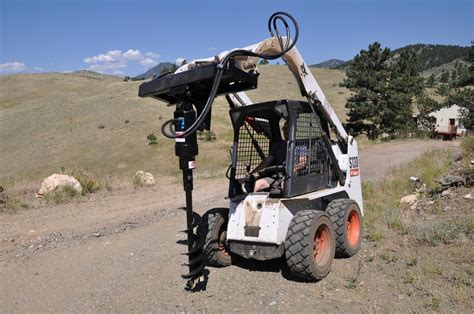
top-left (161, 11), bottom-right (299, 139)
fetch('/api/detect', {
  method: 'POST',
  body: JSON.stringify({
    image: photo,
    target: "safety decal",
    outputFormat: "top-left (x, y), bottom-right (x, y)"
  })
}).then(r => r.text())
top-left (349, 156), bottom-right (359, 177)
top-left (175, 131), bottom-right (185, 143)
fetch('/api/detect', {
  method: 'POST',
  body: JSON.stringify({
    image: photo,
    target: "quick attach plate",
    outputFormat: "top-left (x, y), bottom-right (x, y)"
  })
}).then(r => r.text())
top-left (138, 62), bottom-right (258, 106)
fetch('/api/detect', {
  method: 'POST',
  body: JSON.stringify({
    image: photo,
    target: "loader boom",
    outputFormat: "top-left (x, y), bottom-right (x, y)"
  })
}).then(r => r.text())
top-left (177, 36), bottom-right (348, 143)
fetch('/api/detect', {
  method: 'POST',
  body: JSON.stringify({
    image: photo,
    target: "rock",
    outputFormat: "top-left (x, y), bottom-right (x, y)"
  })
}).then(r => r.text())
top-left (132, 171), bottom-right (155, 186)
top-left (35, 174), bottom-right (82, 198)
top-left (452, 152), bottom-right (463, 162)
top-left (441, 189), bottom-right (450, 197)
top-left (434, 175), bottom-right (465, 187)
top-left (93, 232), bottom-right (101, 237)
top-left (464, 193), bottom-right (472, 199)
top-left (269, 301), bottom-right (277, 306)
top-left (400, 194), bottom-right (418, 204)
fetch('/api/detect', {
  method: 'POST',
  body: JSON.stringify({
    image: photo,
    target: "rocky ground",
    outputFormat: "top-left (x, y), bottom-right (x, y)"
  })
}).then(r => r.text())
top-left (1, 139), bottom-right (471, 312)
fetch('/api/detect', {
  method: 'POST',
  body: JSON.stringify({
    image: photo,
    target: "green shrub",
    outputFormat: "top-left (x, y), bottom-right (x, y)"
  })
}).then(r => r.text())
top-left (65, 168), bottom-right (101, 194)
top-left (416, 218), bottom-right (474, 246)
top-left (147, 133), bottom-right (158, 145)
top-left (197, 130), bottom-right (217, 141)
top-left (461, 136), bottom-right (474, 157)
top-left (43, 186), bottom-right (80, 204)
top-left (363, 149), bottom-right (452, 238)
top-left (75, 170), bottom-right (100, 194)
top-left (132, 174), bottom-right (143, 188)
top-left (1, 197), bottom-right (29, 214)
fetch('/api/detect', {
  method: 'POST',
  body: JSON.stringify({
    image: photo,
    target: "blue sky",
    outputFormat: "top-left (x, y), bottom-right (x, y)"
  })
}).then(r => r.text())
top-left (0, 0), bottom-right (472, 76)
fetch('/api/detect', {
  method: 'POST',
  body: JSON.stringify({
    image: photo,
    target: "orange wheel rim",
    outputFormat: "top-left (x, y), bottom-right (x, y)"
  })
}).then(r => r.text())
top-left (313, 224), bottom-right (331, 265)
top-left (347, 210), bottom-right (360, 247)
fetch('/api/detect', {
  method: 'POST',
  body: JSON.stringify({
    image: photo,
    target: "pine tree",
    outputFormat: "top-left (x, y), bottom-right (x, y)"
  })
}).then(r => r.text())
top-left (341, 43), bottom-right (424, 137)
top-left (384, 49), bottom-right (424, 135)
top-left (451, 70), bottom-right (458, 82)
top-left (341, 42), bottom-right (391, 136)
top-left (446, 45), bottom-right (474, 130)
top-left (426, 74), bottom-right (436, 87)
top-left (436, 84), bottom-right (451, 96)
top-left (440, 71), bottom-right (450, 83)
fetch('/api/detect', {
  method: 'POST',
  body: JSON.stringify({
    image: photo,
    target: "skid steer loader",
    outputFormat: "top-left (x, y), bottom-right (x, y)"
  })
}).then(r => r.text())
top-left (139, 12), bottom-right (363, 291)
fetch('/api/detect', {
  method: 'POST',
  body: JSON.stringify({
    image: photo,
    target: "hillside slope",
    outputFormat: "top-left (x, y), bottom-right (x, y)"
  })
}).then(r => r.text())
top-left (134, 62), bottom-right (175, 80)
top-left (336, 44), bottom-right (470, 76)
top-left (310, 59), bottom-right (346, 69)
top-left (392, 44), bottom-right (470, 71)
top-left (0, 66), bottom-right (350, 186)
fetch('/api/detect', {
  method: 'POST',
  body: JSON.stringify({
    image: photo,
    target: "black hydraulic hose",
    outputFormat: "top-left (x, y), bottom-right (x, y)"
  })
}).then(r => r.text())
top-left (161, 11), bottom-right (299, 139)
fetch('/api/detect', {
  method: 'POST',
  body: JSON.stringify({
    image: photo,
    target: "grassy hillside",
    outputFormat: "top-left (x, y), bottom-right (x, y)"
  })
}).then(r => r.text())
top-left (0, 66), bottom-right (350, 187)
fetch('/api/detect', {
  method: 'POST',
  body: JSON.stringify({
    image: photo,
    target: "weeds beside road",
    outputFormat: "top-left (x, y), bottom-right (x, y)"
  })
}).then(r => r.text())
top-left (362, 136), bottom-right (473, 310)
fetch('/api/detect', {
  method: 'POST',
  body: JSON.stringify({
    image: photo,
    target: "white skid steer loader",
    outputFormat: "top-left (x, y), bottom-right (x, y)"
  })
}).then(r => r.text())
top-left (139, 12), bottom-right (363, 291)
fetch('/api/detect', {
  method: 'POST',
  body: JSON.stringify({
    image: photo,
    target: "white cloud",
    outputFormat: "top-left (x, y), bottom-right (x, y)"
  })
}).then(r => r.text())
top-left (83, 49), bottom-right (159, 74)
top-left (175, 57), bottom-right (186, 66)
top-left (84, 50), bottom-right (123, 64)
top-left (139, 58), bottom-right (158, 67)
top-left (208, 46), bottom-right (217, 51)
top-left (0, 61), bottom-right (27, 73)
top-left (113, 70), bottom-right (125, 75)
top-left (33, 66), bottom-right (44, 71)
top-left (123, 49), bottom-right (143, 60)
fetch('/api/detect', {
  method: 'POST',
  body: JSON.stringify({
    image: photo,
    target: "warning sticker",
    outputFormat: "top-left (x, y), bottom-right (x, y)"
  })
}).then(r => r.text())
top-left (188, 160), bottom-right (196, 169)
top-left (175, 132), bottom-right (185, 143)
top-left (350, 168), bottom-right (359, 177)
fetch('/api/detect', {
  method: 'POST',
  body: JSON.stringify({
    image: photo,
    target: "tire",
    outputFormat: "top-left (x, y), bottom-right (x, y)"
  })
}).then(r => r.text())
top-left (197, 208), bottom-right (231, 267)
top-left (284, 210), bottom-right (335, 282)
top-left (326, 199), bottom-right (363, 258)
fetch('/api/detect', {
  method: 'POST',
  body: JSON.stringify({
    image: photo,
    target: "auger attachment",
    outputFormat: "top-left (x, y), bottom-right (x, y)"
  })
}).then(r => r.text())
top-left (174, 102), bottom-right (206, 291)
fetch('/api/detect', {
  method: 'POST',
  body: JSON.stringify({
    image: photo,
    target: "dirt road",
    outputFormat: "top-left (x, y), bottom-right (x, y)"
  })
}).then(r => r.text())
top-left (0, 140), bottom-right (459, 312)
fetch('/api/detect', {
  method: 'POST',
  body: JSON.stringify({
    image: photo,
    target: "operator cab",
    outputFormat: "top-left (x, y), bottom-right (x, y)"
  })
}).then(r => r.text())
top-left (228, 99), bottom-right (338, 199)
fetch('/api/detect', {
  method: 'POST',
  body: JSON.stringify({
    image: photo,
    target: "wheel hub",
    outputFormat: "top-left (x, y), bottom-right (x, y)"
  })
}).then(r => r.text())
top-left (313, 225), bottom-right (331, 265)
top-left (347, 210), bottom-right (360, 247)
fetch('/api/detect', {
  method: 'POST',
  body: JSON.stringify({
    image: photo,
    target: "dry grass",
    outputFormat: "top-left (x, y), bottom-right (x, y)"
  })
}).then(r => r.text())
top-left (0, 196), bottom-right (29, 214)
top-left (363, 149), bottom-right (453, 240)
top-left (43, 185), bottom-right (81, 204)
top-left (461, 135), bottom-right (474, 157)
top-left (361, 141), bottom-right (473, 310)
top-left (0, 66), bottom-right (350, 191)
top-left (415, 217), bottom-right (474, 246)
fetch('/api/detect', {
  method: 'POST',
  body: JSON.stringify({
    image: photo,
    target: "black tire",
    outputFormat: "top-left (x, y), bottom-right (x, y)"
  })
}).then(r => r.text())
top-left (326, 199), bottom-right (363, 258)
top-left (284, 210), bottom-right (335, 282)
top-left (197, 208), bottom-right (231, 267)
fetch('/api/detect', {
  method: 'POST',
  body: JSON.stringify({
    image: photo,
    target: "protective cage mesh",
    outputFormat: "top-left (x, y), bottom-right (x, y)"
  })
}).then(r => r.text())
top-left (294, 109), bottom-right (330, 177)
top-left (235, 118), bottom-right (272, 179)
